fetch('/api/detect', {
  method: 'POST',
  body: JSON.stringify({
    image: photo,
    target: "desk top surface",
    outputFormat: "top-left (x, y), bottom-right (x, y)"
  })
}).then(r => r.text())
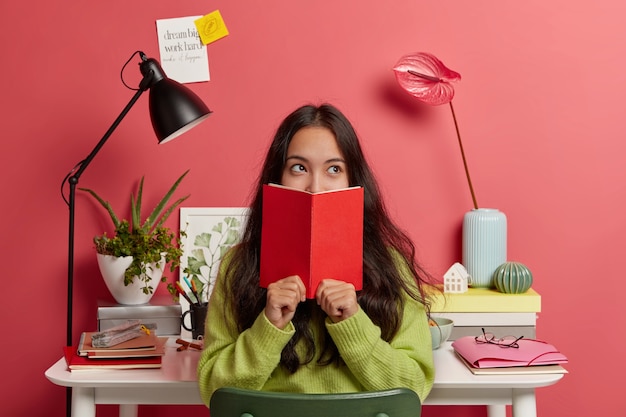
top-left (46, 339), bottom-right (563, 390)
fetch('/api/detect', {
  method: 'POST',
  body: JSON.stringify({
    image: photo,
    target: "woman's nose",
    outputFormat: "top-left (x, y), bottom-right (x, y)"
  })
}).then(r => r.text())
top-left (305, 174), bottom-right (322, 193)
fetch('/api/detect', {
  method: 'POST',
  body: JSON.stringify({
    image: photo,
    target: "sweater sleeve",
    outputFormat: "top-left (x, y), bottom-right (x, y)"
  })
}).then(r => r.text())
top-left (196, 261), bottom-right (295, 406)
top-left (325, 273), bottom-right (435, 401)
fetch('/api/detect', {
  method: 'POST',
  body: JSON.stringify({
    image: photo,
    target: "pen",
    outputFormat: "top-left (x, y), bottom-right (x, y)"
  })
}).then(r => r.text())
top-left (183, 275), bottom-right (200, 304)
top-left (174, 281), bottom-right (194, 305)
top-left (190, 279), bottom-right (201, 305)
top-left (183, 275), bottom-right (193, 291)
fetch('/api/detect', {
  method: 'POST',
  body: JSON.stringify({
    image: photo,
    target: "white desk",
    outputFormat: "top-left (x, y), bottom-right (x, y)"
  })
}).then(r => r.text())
top-left (45, 339), bottom-right (563, 417)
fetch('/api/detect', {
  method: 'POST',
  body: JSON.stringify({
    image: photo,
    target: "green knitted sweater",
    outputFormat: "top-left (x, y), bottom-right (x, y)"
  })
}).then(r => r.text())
top-left (197, 258), bottom-right (435, 406)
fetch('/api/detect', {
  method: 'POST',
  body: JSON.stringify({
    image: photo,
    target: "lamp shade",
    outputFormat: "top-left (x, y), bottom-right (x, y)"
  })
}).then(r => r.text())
top-left (138, 55), bottom-right (212, 144)
top-left (149, 77), bottom-right (212, 143)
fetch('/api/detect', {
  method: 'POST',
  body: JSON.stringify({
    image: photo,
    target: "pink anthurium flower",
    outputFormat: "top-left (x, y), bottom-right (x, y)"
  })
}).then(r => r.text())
top-left (393, 52), bottom-right (461, 106)
top-left (393, 52), bottom-right (478, 209)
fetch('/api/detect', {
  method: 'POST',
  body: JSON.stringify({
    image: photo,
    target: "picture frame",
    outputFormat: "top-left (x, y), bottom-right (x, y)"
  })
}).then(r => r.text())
top-left (178, 207), bottom-right (249, 315)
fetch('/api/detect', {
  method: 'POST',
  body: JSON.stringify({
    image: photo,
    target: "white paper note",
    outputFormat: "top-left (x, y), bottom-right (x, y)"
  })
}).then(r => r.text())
top-left (156, 16), bottom-right (210, 84)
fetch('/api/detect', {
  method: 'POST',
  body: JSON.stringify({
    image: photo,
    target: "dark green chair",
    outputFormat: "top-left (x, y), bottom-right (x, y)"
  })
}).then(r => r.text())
top-left (209, 387), bottom-right (422, 417)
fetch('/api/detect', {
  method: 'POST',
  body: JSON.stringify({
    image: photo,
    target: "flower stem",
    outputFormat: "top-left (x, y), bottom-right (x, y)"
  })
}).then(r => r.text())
top-left (449, 101), bottom-right (478, 209)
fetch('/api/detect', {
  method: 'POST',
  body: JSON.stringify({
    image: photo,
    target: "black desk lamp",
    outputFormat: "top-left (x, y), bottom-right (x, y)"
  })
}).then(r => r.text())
top-left (61, 51), bottom-right (211, 416)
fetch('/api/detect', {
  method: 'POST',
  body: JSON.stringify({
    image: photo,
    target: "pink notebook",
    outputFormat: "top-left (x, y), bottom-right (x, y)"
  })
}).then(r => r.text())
top-left (452, 336), bottom-right (568, 368)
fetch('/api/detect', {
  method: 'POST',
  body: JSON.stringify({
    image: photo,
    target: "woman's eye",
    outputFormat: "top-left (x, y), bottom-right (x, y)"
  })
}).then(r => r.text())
top-left (328, 165), bottom-right (342, 174)
top-left (290, 164), bottom-right (306, 173)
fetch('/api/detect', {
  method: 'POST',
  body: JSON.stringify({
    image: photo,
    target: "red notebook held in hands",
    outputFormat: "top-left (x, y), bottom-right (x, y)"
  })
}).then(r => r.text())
top-left (260, 184), bottom-right (364, 299)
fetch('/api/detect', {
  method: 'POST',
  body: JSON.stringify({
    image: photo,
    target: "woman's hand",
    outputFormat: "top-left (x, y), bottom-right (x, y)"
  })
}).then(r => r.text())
top-left (265, 275), bottom-right (306, 330)
top-left (316, 279), bottom-right (359, 322)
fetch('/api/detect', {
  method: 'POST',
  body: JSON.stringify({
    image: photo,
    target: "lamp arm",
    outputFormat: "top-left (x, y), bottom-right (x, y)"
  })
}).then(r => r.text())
top-left (66, 83), bottom-right (150, 347)
top-left (63, 49), bottom-right (209, 417)
top-left (70, 89), bottom-right (146, 183)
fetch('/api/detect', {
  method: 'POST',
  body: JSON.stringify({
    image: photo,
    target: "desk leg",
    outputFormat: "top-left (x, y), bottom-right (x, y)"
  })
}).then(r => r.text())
top-left (72, 387), bottom-right (96, 417)
top-left (511, 388), bottom-right (536, 417)
top-left (119, 404), bottom-right (138, 417)
top-left (487, 405), bottom-right (506, 417)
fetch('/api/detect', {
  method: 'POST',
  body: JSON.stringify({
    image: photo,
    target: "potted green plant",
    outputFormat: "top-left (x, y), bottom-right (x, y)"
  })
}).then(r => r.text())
top-left (80, 170), bottom-right (190, 304)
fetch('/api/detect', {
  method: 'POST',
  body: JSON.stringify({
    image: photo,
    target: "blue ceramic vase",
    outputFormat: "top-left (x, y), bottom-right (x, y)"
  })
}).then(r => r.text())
top-left (462, 208), bottom-right (507, 288)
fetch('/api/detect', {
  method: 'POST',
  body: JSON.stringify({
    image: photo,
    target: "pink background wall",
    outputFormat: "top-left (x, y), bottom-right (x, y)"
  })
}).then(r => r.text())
top-left (1, 1), bottom-right (623, 416)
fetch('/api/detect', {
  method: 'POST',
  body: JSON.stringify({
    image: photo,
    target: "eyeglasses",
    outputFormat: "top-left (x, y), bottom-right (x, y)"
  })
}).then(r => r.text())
top-left (475, 328), bottom-right (524, 348)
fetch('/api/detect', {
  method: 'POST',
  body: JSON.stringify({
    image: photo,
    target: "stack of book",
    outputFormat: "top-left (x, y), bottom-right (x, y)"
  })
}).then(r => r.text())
top-left (451, 335), bottom-right (568, 375)
top-left (429, 287), bottom-right (542, 341)
top-left (64, 328), bottom-right (167, 371)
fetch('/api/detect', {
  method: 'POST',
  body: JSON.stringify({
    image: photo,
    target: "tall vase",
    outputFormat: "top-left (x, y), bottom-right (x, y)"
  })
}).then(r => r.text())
top-left (462, 208), bottom-right (507, 288)
top-left (96, 253), bottom-right (165, 305)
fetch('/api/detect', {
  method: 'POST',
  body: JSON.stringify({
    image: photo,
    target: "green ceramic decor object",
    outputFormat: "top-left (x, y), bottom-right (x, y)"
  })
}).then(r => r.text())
top-left (493, 262), bottom-right (533, 294)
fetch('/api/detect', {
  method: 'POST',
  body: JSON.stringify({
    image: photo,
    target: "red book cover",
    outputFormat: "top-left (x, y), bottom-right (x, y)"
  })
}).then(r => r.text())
top-left (260, 184), bottom-right (364, 298)
top-left (63, 346), bottom-right (162, 370)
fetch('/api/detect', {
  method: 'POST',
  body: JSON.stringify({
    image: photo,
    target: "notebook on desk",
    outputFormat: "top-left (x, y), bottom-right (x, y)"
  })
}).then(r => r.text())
top-left (63, 346), bottom-right (163, 371)
top-left (452, 336), bottom-right (568, 369)
top-left (454, 352), bottom-right (568, 375)
top-left (77, 332), bottom-right (162, 357)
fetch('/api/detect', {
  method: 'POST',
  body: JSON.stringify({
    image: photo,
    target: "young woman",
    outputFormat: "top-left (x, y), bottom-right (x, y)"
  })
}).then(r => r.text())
top-left (197, 103), bottom-right (437, 405)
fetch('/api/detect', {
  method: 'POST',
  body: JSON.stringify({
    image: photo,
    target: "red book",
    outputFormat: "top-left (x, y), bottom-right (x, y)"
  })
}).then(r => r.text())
top-left (260, 184), bottom-right (364, 298)
top-left (63, 346), bottom-right (162, 371)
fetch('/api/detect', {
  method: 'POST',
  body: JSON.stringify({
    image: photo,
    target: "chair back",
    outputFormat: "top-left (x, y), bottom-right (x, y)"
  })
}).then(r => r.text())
top-left (209, 387), bottom-right (421, 417)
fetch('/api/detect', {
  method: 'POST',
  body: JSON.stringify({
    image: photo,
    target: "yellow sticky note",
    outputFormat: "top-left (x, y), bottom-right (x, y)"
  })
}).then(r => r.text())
top-left (194, 10), bottom-right (229, 45)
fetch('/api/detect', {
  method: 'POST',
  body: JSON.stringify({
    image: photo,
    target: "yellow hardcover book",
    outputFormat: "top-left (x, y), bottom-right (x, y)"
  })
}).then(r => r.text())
top-left (430, 287), bottom-right (541, 313)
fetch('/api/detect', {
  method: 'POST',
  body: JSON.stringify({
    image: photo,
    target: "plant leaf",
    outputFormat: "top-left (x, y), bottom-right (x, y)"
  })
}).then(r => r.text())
top-left (194, 232), bottom-right (212, 249)
top-left (190, 248), bottom-right (207, 263)
top-left (224, 217), bottom-right (241, 228)
top-left (219, 244), bottom-right (232, 259)
top-left (224, 228), bottom-right (241, 245)
top-left (132, 177), bottom-right (145, 233)
top-left (130, 193), bottom-right (138, 233)
top-left (152, 195), bottom-right (190, 232)
top-left (393, 52), bottom-right (461, 106)
top-left (186, 256), bottom-right (207, 274)
top-left (78, 188), bottom-right (122, 228)
top-left (144, 170), bottom-right (190, 231)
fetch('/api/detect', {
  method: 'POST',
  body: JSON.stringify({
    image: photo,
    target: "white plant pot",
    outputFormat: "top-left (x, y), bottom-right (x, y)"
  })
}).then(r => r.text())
top-left (96, 253), bottom-right (165, 305)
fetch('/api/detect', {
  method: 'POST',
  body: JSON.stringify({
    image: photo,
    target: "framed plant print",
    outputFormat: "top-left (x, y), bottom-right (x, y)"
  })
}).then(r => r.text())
top-left (178, 207), bottom-right (249, 314)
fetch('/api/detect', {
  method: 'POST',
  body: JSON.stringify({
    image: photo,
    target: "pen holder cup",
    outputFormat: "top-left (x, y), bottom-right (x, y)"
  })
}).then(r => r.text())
top-left (182, 302), bottom-right (208, 340)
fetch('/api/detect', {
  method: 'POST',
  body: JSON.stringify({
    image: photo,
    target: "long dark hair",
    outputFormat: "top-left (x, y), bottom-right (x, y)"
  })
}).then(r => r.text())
top-left (222, 103), bottom-right (435, 372)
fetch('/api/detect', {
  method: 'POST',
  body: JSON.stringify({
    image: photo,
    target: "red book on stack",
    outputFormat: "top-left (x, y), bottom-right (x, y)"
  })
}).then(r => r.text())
top-left (63, 346), bottom-right (162, 371)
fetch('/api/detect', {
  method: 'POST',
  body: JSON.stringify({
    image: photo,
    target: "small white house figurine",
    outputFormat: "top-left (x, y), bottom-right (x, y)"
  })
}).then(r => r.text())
top-left (443, 262), bottom-right (470, 293)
